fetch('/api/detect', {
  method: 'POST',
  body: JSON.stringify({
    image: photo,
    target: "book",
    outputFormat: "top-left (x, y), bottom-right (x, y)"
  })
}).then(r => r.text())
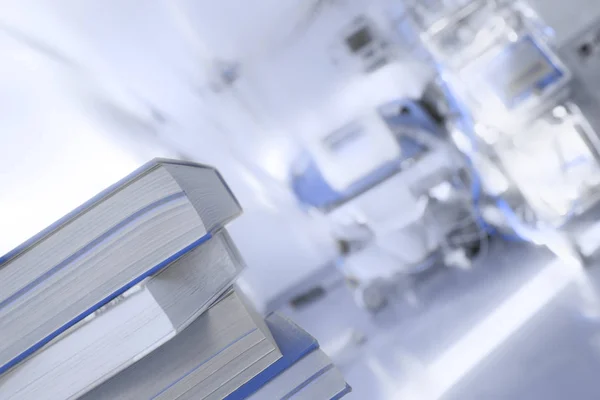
top-left (224, 313), bottom-right (350, 400)
top-left (79, 288), bottom-right (282, 400)
top-left (246, 350), bottom-right (350, 400)
top-left (0, 158), bottom-right (242, 374)
top-left (0, 229), bottom-right (244, 400)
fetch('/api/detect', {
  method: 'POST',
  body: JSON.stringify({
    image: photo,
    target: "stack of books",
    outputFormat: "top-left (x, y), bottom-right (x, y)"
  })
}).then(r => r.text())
top-left (0, 159), bottom-right (350, 400)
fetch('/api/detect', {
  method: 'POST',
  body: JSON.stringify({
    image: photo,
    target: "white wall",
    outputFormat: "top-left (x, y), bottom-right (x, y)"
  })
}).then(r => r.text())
top-left (0, 0), bottom-right (354, 310)
top-left (0, 0), bottom-right (434, 310)
top-left (0, 31), bottom-right (151, 254)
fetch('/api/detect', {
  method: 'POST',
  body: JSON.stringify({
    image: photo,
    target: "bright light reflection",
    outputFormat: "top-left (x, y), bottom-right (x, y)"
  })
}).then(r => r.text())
top-left (395, 258), bottom-right (575, 399)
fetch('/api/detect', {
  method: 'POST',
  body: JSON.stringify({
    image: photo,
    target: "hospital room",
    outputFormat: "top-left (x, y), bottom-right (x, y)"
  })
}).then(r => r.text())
top-left (3, 0), bottom-right (600, 398)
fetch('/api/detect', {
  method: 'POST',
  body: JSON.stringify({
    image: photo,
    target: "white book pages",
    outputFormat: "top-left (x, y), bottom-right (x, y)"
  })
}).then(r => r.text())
top-left (158, 335), bottom-right (280, 400)
top-left (0, 229), bottom-right (243, 400)
top-left (80, 290), bottom-right (281, 400)
top-left (0, 159), bottom-right (242, 374)
top-left (0, 288), bottom-right (173, 400)
top-left (246, 349), bottom-right (350, 400)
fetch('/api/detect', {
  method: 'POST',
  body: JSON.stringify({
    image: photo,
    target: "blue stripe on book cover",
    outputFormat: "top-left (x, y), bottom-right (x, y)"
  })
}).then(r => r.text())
top-left (0, 232), bottom-right (213, 376)
top-left (0, 192), bottom-right (187, 310)
top-left (280, 364), bottom-right (334, 400)
top-left (224, 313), bottom-right (319, 400)
top-left (150, 328), bottom-right (259, 399)
top-left (0, 157), bottom-right (239, 266)
top-left (331, 384), bottom-right (352, 400)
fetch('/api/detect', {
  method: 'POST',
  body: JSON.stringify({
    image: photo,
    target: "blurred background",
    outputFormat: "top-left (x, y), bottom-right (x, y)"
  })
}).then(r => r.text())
top-left (5, 0), bottom-right (600, 398)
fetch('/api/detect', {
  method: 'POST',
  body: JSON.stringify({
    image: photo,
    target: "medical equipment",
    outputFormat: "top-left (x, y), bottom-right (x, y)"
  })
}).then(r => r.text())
top-left (408, 0), bottom-right (600, 265)
top-left (291, 100), bottom-right (481, 310)
top-left (331, 15), bottom-right (395, 73)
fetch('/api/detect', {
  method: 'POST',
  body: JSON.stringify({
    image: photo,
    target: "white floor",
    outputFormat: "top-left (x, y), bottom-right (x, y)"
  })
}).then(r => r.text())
top-left (280, 239), bottom-right (600, 399)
